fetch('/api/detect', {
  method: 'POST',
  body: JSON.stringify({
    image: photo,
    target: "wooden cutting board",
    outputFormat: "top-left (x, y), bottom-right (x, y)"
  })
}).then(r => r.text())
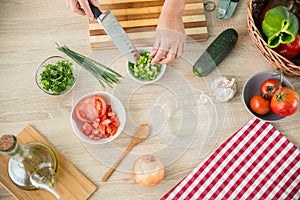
top-left (0, 125), bottom-right (97, 200)
top-left (89, 0), bottom-right (208, 48)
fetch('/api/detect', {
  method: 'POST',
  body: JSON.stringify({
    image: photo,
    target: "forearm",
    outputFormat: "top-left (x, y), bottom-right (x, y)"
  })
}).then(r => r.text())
top-left (151, 0), bottom-right (187, 64)
top-left (158, 0), bottom-right (186, 29)
top-left (161, 0), bottom-right (186, 17)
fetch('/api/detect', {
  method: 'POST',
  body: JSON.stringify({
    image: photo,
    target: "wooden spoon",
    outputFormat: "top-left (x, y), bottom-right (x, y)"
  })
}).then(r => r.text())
top-left (102, 123), bottom-right (150, 182)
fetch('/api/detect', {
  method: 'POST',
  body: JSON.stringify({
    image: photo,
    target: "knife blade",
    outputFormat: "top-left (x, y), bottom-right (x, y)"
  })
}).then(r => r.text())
top-left (89, 3), bottom-right (140, 63)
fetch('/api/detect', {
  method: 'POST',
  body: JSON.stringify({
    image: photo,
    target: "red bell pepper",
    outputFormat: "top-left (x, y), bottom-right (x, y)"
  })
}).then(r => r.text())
top-left (275, 33), bottom-right (300, 59)
top-left (259, 0), bottom-right (299, 25)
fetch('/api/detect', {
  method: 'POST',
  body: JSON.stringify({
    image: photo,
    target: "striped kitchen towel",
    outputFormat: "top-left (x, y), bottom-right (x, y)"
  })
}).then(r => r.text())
top-left (161, 118), bottom-right (300, 200)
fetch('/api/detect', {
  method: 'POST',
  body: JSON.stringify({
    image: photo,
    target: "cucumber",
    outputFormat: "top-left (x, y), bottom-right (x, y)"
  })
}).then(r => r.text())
top-left (193, 28), bottom-right (238, 77)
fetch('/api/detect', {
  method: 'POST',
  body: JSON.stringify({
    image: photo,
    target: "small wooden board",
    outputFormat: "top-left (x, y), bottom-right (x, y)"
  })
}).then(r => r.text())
top-left (0, 125), bottom-right (97, 200)
top-left (89, 0), bottom-right (208, 48)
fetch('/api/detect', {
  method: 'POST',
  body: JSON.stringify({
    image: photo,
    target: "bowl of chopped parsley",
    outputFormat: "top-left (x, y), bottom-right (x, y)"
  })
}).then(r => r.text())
top-left (35, 56), bottom-right (77, 96)
top-left (127, 47), bottom-right (166, 84)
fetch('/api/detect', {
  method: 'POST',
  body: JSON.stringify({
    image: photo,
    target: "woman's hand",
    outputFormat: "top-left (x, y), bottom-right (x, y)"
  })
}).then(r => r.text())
top-left (66, 0), bottom-right (100, 20)
top-left (150, 0), bottom-right (187, 64)
top-left (66, 0), bottom-right (186, 64)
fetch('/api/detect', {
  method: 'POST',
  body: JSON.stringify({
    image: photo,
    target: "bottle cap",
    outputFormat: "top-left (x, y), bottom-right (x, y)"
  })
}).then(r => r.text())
top-left (0, 135), bottom-right (15, 151)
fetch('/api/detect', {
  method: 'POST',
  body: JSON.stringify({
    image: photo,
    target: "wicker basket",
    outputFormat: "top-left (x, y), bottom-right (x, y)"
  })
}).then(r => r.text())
top-left (246, 0), bottom-right (300, 77)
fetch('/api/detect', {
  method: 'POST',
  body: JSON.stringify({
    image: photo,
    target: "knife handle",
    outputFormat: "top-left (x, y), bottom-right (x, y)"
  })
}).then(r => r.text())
top-left (89, 2), bottom-right (102, 18)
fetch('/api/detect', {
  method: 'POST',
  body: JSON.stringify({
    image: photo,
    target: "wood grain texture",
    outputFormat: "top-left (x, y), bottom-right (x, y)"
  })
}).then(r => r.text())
top-left (89, 0), bottom-right (208, 48)
top-left (1, 0), bottom-right (300, 200)
top-left (0, 125), bottom-right (97, 200)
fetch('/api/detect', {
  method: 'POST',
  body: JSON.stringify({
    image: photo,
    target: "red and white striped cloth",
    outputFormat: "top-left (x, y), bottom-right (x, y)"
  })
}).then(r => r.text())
top-left (161, 118), bottom-right (300, 200)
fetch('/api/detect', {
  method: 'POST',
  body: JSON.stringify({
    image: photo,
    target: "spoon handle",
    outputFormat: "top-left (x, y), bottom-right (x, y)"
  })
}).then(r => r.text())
top-left (102, 142), bottom-right (135, 182)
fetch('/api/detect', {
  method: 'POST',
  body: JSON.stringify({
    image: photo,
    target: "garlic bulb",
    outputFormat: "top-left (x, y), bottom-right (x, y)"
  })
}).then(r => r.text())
top-left (211, 77), bottom-right (236, 102)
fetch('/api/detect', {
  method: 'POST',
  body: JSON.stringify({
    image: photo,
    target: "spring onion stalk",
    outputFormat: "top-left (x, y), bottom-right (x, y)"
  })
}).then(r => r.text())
top-left (56, 44), bottom-right (122, 88)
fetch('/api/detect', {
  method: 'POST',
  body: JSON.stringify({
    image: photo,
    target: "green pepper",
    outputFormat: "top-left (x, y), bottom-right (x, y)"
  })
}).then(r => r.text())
top-left (259, 0), bottom-right (300, 25)
top-left (262, 6), bottom-right (299, 48)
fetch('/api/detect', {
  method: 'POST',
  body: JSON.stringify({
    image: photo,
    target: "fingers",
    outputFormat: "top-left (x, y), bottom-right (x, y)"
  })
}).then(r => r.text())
top-left (150, 28), bottom-right (186, 64)
top-left (150, 39), bottom-right (164, 64)
top-left (73, 3), bottom-right (86, 16)
top-left (67, 0), bottom-right (100, 20)
top-left (151, 48), bottom-right (178, 65)
top-left (150, 40), bottom-right (159, 58)
top-left (175, 38), bottom-right (186, 59)
top-left (90, 0), bottom-right (100, 7)
top-left (151, 43), bottom-right (182, 64)
top-left (151, 48), bottom-right (167, 64)
top-left (160, 53), bottom-right (176, 64)
top-left (78, 0), bottom-right (95, 20)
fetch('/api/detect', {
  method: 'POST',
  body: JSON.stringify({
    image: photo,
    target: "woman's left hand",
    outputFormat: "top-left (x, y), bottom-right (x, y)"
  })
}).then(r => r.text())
top-left (150, 1), bottom-right (186, 64)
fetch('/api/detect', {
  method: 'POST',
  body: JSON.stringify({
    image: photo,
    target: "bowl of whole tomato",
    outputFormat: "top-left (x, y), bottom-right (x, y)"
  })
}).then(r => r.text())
top-left (71, 92), bottom-right (126, 144)
top-left (242, 72), bottom-right (299, 122)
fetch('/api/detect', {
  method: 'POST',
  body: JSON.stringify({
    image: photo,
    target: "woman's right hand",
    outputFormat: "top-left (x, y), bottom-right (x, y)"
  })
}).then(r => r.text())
top-left (66, 0), bottom-right (100, 20)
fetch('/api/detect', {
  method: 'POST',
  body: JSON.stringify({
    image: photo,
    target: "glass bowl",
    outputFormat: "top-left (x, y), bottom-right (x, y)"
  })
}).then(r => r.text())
top-left (35, 56), bottom-right (77, 96)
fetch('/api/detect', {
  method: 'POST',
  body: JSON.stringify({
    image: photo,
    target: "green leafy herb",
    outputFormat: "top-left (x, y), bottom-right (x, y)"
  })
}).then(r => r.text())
top-left (40, 60), bottom-right (75, 94)
top-left (56, 44), bottom-right (122, 88)
top-left (128, 51), bottom-right (162, 81)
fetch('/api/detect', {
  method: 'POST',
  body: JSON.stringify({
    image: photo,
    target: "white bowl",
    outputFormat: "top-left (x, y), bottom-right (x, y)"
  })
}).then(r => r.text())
top-left (127, 47), bottom-right (166, 84)
top-left (71, 91), bottom-right (126, 144)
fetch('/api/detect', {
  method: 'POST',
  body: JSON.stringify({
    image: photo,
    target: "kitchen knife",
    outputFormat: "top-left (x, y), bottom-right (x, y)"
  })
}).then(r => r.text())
top-left (89, 3), bottom-right (140, 63)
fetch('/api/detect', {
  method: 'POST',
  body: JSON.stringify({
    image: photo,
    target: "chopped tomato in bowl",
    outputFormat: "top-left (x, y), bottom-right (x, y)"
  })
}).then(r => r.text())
top-left (71, 92), bottom-right (126, 144)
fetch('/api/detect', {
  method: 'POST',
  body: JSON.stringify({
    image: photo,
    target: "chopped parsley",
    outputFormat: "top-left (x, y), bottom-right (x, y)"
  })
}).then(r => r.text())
top-left (40, 60), bottom-right (75, 94)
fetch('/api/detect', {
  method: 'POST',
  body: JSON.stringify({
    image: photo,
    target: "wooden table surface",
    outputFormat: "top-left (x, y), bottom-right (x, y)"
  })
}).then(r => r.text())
top-left (0, 0), bottom-right (299, 199)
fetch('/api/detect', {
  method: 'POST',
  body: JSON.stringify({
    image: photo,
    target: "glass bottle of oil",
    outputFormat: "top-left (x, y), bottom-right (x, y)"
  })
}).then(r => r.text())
top-left (0, 135), bottom-right (60, 199)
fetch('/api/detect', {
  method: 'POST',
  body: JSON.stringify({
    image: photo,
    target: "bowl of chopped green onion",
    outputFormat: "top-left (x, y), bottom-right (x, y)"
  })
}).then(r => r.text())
top-left (35, 56), bottom-right (77, 96)
top-left (127, 48), bottom-right (166, 84)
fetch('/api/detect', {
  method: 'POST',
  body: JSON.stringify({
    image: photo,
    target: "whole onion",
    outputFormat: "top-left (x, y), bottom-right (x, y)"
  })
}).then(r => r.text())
top-left (132, 154), bottom-right (164, 187)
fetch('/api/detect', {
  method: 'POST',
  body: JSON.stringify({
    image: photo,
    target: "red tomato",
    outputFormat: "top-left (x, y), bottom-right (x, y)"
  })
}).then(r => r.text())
top-left (250, 95), bottom-right (271, 115)
top-left (284, 33), bottom-right (300, 52)
top-left (271, 87), bottom-right (299, 116)
top-left (75, 96), bottom-right (98, 123)
top-left (275, 45), bottom-right (299, 59)
top-left (75, 95), bottom-right (106, 123)
top-left (260, 78), bottom-right (282, 100)
top-left (75, 95), bottom-right (120, 141)
top-left (94, 95), bottom-right (107, 117)
top-left (275, 34), bottom-right (300, 59)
